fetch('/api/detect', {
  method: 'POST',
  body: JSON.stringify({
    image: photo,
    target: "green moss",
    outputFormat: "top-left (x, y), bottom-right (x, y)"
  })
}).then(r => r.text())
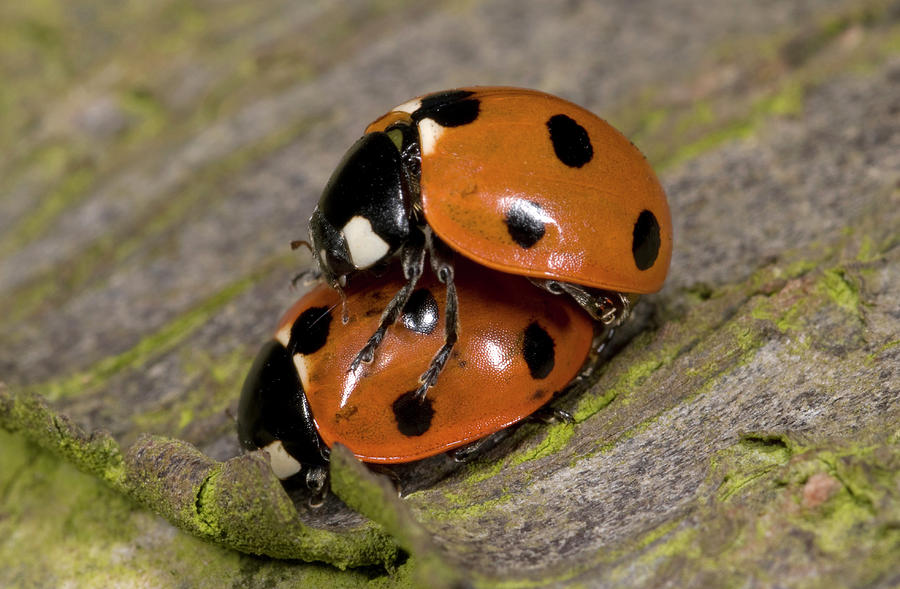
top-left (509, 422), bottom-right (577, 466)
top-left (867, 338), bottom-right (900, 365)
top-left (574, 353), bottom-right (664, 421)
top-left (655, 113), bottom-right (756, 170)
top-left (427, 487), bottom-right (515, 524)
top-left (802, 484), bottom-right (876, 552)
top-left (781, 257), bottom-right (823, 280)
top-left (794, 448), bottom-right (899, 559)
top-left (601, 437), bottom-right (900, 587)
top-left (818, 268), bottom-right (863, 318)
top-left (715, 434), bottom-right (795, 501)
top-left (657, 79), bottom-right (806, 170)
top-left (133, 347), bottom-right (250, 437)
top-left (750, 290), bottom-right (807, 334)
top-left (578, 521), bottom-right (705, 589)
top-left (674, 100), bottom-right (717, 134)
top-left (765, 82), bottom-right (805, 116)
top-left (629, 518), bottom-right (686, 555)
top-left (457, 422), bottom-right (577, 488)
top-left (10, 142), bottom-right (71, 186)
top-left (459, 451), bottom-right (508, 486)
top-left (177, 407), bottom-right (194, 429)
top-left (683, 282), bottom-right (716, 302)
top-left (118, 86), bottom-right (168, 143)
top-left (747, 260), bottom-right (875, 350)
top-left (329, 444), bottom-right (418, 549)
top-left (855, 235), bottom-right (878, 264)
top-left (632, 107), bottom-right (668, 143)
top-left (192, 464), bottom-right (226, 537)
top-left (1, 389), bottom-right (402, 568)
top-left (329, 445), bottom-right (466, 587)
top-left (513, 516), bottom-right (696, 589)
top-left (0, 389), bottom-right (128, 490)
top-left (0, 431), bottom-right (144, 587)
top-left (0, 431), bottom-right (406, 587)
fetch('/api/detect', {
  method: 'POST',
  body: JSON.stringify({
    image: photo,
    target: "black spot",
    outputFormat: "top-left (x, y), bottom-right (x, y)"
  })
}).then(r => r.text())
top-left (288, 306), bottom-right (333, 355)
top-left (505, 200), bottom-right (547, 248)
top-left (632, 210), bottom-right (661, 271)
top-left (530, 389), bottom-right (548, 401)
top-left (401, 289), bottom-right (439, 334)
top-left (522, 322), bottom-right (555, 380)
top-left (547, 114), bottom-right (593, 168)
top-left (412, 90), bottom-right (480, 127)
top-left (392, 391), bottom-right (436, 437)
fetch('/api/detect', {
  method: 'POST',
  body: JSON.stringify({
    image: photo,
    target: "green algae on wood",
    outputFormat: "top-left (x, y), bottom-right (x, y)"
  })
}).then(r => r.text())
top-left (0, 385), bottom-right (400, 569)
top-left (555, 436), bottom-right (900, 588)
top-left (0, 428), bottom-right (416, 589)
top-left (329, 444), bottom-right (469, 587)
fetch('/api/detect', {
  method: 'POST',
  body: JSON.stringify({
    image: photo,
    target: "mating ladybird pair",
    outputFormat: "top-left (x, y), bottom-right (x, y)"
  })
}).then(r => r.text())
top-left (238, 87), bottom-right (672, 494)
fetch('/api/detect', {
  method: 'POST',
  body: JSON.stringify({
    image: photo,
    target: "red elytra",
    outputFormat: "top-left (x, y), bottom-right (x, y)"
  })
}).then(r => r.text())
top-left (268, 259), bottom-right (596, 464)
top-left (365, 86), bottom-right (673, 295)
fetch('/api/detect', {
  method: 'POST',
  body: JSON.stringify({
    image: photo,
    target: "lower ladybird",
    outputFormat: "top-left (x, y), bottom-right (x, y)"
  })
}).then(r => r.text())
top-left (237, 258), bottom-right (606, 500)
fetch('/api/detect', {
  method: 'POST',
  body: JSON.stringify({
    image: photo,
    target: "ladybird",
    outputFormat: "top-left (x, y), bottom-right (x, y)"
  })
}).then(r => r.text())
top-left (303, 87), bottom-right (672, 400)
top-left (237, 258), bottom-right (599, 493)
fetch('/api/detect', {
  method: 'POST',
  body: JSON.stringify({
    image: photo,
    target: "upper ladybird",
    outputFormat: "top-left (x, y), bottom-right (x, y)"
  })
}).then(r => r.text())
top-left (304, 87), bottom-right (672, 400)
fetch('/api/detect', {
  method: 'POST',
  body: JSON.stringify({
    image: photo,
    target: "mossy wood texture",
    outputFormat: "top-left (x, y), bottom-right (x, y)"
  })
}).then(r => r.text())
top-left (1, 0), bottom-right (899, 587)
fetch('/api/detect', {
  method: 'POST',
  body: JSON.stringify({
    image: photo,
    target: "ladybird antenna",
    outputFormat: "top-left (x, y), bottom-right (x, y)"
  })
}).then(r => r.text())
top-left (303, 302), bottom-right (341, 332)
top-left (291, 239), bottom-right (313, 252)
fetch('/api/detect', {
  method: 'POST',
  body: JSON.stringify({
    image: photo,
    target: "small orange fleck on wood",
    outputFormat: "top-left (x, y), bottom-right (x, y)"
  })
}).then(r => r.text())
top-left (801, 472), bottom-right (841, 508)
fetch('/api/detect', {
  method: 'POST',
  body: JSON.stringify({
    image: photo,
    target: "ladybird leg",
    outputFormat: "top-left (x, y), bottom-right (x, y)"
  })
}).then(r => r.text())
top-left (305, 465), bottom-right (329, 508)
top-left (366, 464), bottom-right (404, 497)
top-left (454, 405), bottom-right (576, 463)
top-left (348, 233), bottom-right (427, 370)
top-left (531, 280), bottom-right (633, 326)
top-left (530, 406), bottom-right (575, 424)
top-left (413, 248), bottom-right (459, 400)
top-left (451, 426), bottom-right (515, 462)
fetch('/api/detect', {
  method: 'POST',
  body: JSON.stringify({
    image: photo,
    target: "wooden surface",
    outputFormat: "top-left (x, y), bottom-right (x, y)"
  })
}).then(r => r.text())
top-left (1, 0), bottom-right (899, 586)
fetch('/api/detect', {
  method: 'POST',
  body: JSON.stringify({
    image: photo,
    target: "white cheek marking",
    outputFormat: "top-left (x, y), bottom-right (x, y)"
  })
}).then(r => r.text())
top-left (262, 440), bottom-right (302, 480)
top-left (418, 118), bottom-right (445, 157)
top-left (393, 98), bottom-right (421, 114)
top-left (342, 215), bottom-right (390, 269)
top-left (275, 326), bottom-right (291, 348)
top-left (293, 353), bottom-right (311, 390)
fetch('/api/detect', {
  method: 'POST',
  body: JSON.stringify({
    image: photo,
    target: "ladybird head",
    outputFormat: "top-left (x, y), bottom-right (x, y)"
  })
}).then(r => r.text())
top-left (308, 128), bottom-right (418, 286)
top-left (237, 340), bottom-right (329, 480)
top-left (308, 208), bottom-right (355, 289)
